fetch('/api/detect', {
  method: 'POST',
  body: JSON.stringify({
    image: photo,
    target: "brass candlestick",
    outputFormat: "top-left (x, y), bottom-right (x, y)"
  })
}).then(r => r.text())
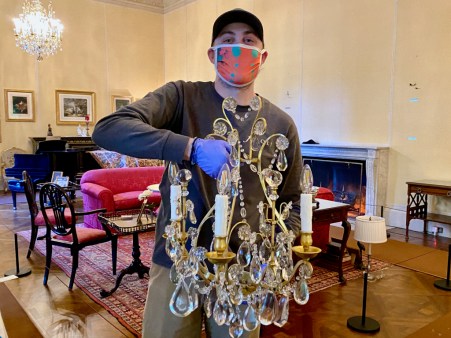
top-left (292, 232), bottom-right (321, 260)
top-left (205, 236), bottom-right (235, 265)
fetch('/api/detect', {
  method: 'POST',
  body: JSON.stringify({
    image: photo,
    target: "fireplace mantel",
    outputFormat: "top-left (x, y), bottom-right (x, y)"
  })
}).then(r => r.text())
top-left (301, 143), bottom-right (389, 216)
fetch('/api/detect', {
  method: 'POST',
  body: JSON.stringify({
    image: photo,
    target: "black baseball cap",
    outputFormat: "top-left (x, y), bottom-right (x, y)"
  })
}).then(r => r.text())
top-left (211, 8), bottom-right (264, 46)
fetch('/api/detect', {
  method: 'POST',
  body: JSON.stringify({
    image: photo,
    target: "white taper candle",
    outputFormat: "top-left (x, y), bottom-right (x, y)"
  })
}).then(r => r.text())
top-left (170, 185), bottom-right (182, 220)
top-left (214, 194), bottom-right (228, 237)
top-left (301, 193), bottom-right (313, 232)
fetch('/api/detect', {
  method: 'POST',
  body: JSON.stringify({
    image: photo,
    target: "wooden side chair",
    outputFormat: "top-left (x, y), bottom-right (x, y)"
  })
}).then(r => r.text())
top-left (22, 170), bottom-right (74, 258)
top-left (39, 182), bottom-right (118, 290)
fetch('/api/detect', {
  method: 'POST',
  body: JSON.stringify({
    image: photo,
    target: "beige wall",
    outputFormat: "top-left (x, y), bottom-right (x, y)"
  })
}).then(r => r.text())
top-left (163, 0), bottom-right (451, 232)
top-left (0, 0), bottom-right (164, 153)
top-left (2, 0), bottom-right (451, 231)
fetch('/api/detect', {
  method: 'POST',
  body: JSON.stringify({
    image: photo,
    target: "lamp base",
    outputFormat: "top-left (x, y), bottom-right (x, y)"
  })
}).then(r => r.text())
top-left (4, 267), bottom-right (32, 278)
top-left (434, 279), bottom-right (451, 291)
top-left (347, 316), bottom-right (380, 333)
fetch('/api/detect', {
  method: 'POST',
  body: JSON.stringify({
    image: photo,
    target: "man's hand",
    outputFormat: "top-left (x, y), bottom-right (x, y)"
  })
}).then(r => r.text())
top-left (191, 138), bottom-right (231, 178)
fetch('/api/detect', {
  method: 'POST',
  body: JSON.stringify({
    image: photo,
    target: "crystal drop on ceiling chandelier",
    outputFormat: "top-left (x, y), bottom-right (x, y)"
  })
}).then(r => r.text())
top-left (12, 0), bottom-right (64, 61)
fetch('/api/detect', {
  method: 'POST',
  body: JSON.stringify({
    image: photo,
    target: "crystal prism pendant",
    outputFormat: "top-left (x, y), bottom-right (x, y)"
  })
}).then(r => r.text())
top-left (251, 136), bottom-right (261, 151)
top-left (213, 300), bottom-right (227, 326)
top-left (273, 295), bottom-right (289, 327)
top-left (259, 291), bottom-right (277, 325)
top-left (229, 314), bottom-right (244, 338)
top-left (294, 278), bottom-right (310, 305)
top-left (188, 280), bottom-right (199, 311)
top-left (243, 304), bottom-right (258, 331)
top-left (237, 241), bottom-right (251, 267)
top-left (276, 150), bottom-right (288, 171)
top-left (230, 146), bottom-right (240, 167)
top-left (204, 288), bottom-right (217, 318)
top-left (259, 239), bottom-right (272, 262)
top-left (250, 257), bottom-right (264, 283)
top-left (169, 263), bottom-right (179, 284)
top-left (169, 279), bottom-right (193, 317)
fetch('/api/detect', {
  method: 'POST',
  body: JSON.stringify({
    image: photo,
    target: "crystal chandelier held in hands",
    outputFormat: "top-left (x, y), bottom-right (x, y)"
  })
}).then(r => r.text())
top-left (13, 0), bottom-right (64, 61)
top-left (164, 96), bottom-right (320, 337)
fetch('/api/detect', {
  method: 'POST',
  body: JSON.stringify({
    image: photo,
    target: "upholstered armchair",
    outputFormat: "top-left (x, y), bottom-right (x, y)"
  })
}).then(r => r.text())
top-left (80, 166), bottom-right (165, 230)
top-left (3, 151), bottom-right (51, 209)
top-left (1, 147), bottom-right (27, 192)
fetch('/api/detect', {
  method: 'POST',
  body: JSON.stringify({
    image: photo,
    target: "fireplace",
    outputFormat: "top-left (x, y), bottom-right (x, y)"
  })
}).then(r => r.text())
top-left (301, 144), bottom-right (389, 217)
top-left (304, 157), bottom-right (366, 217)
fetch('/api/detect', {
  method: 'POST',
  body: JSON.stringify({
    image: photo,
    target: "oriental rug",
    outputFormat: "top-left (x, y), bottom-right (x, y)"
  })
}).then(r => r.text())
top-left (18, 229), bottom-right (388, 337)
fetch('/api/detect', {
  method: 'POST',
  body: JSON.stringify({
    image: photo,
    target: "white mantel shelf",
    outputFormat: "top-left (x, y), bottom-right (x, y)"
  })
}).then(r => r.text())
top-left (301, 143), bottom-right (389, 160)
top-left (301, 143), bottom-right (389, 217)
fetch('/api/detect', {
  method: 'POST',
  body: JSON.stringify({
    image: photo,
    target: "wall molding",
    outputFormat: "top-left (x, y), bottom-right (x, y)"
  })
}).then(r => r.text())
top-left (94, 0), bottom-right (195, 14)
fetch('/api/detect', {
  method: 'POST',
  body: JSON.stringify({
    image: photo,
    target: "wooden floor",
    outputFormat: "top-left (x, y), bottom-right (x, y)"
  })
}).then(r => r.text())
top-left (1, 194), bottom-right (451, 337)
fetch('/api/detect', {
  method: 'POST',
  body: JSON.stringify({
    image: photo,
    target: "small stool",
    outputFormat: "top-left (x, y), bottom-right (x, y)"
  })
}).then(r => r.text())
top-left (7, 179), bottom-right (24, 210)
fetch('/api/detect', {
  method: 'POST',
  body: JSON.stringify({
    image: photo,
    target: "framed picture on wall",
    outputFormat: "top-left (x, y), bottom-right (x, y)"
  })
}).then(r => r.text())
top-left (56, 90), bottom-right (95, 125)
top-left (4, 89), bottom-right (35, 122)
top-left (112, 95), bottom-right (133, 112)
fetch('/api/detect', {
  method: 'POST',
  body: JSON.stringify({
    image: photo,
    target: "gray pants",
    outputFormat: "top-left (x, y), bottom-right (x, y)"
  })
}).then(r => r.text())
top-left (142, 263), bottom-right (260, 338)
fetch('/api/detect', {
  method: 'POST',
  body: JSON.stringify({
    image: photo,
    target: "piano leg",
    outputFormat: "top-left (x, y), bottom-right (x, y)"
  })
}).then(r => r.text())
top-left (11, 191), bottom-right (17, 210)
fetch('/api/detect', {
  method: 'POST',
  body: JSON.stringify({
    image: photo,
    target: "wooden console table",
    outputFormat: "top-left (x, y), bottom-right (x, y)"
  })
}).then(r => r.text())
top-left (314, 198), bottom-right (351, 283)
top-left (406, 180), bottom-right (451, 239)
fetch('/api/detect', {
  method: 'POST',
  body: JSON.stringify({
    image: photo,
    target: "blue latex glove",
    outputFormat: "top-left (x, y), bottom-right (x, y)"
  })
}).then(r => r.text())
top-left (191, 138), bottom-right (231, 178)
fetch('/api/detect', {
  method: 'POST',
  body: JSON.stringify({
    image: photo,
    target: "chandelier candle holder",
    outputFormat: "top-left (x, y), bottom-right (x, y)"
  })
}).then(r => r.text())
top-left (13, 0), bottom-right (64, 61)
top-left (164, 96), bottom-right (320, 337)
top-left (293, 164), bottom-right (321, 259)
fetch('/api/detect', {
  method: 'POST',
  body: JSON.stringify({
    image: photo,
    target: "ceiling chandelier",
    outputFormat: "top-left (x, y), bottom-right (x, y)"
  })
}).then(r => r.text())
top-left (163, 96), bottom-right (321, 337)
top-left (13, 0), bottom-right (64, 61)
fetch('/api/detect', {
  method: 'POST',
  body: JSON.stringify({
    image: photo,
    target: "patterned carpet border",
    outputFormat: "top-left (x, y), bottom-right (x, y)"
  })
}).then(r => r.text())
top-left (18, 229), bottom-right (389, 337)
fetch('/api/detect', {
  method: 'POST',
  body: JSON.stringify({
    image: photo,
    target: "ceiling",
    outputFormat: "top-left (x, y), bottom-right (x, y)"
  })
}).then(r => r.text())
top-left (95, 0), bottom-right (195, 14)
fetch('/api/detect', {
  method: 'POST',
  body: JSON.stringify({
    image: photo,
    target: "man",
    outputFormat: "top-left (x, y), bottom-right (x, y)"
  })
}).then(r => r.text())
top-left (93, 8), bottom-right (302, 338)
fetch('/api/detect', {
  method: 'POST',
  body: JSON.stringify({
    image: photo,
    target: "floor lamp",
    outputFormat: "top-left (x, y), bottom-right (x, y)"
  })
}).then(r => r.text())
top-left (347, 215), bottom-right (387, 333)
top-left (434, 244), bottom-right (451, 291)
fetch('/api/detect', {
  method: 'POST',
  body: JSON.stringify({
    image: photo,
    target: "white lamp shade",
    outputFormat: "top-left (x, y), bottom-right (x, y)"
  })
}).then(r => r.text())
top-left (354, 216), bottom-right (387, 244)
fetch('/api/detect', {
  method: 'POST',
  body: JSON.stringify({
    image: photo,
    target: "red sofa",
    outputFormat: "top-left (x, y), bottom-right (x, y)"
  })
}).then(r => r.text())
top-left (80, 166), bottom-right (165, 229)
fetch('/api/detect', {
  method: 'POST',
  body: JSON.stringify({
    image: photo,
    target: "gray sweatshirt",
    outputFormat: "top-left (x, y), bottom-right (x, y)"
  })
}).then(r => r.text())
top-left (92, 81), bottom-right (302, 268)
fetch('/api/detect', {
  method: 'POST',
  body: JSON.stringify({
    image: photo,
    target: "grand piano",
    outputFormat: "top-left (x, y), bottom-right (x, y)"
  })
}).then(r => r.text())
top-left (31, 138), bottom-right (101, 182)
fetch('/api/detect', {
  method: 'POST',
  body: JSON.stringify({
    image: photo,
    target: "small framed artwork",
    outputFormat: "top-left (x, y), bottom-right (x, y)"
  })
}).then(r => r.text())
top-left (54, 176), bottom-right (69, 187)
top-left (112, 95), bottom-right (133, 112)
top-left (4, 89), bottom-right (35, 122)
top-left (56, 90), bottom-right (95, 125)
top-left (51, 171), bottom-right (64, 183)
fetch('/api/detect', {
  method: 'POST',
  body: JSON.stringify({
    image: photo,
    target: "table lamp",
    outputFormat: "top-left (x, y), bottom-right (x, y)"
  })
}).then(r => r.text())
top-left (347, 215), bottom-right (387, 333)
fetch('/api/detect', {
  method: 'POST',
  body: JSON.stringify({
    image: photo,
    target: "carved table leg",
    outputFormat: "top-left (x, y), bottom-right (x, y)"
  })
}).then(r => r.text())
top-left (338, 220), bottom-right (351, 283)
top-left (100, 232), bottom-right (150, 298)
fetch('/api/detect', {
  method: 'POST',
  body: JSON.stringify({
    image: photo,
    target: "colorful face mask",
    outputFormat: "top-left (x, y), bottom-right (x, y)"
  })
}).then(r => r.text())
top-left (211, 44), bottom-right (265, 87)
